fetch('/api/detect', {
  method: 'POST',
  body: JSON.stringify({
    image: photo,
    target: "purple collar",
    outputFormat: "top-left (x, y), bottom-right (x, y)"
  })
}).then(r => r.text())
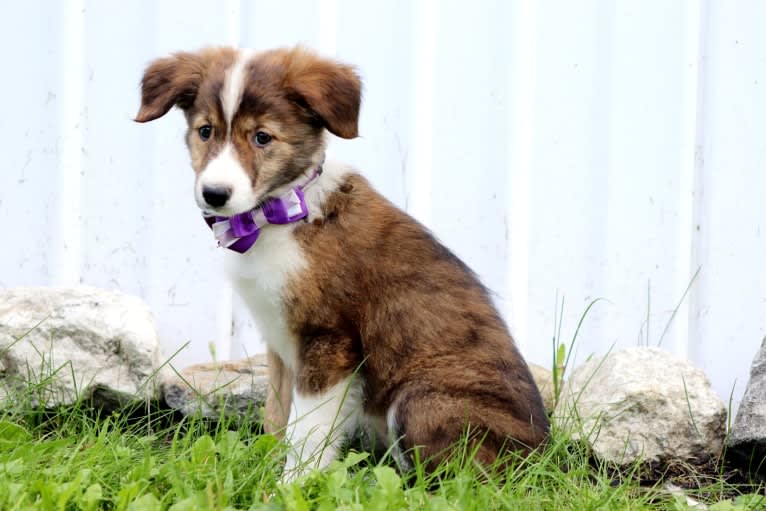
top-left (203, 167), bottom-right (322, 253)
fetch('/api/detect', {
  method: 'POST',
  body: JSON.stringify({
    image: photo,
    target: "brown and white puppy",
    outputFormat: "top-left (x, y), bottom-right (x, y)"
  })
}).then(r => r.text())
top-left (136, 46), bottom-right (548, 480)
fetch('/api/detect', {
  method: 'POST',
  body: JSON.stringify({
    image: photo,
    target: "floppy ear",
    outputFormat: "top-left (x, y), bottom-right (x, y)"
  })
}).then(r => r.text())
top-left (285, 48), bottom-right (362, 139)
top-left (135, 52), bottom-right (206, 123)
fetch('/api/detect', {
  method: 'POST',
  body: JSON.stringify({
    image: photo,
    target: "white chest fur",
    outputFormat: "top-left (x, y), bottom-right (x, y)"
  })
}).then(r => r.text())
top-left (222, 160), bottom-right (351, 370)
top-left (224, 225), bottom-right (305, 369)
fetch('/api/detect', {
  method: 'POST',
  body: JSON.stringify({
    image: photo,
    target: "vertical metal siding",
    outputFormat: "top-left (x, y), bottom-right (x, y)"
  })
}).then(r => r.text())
top-left (1, 0), bottom-right (764, 412)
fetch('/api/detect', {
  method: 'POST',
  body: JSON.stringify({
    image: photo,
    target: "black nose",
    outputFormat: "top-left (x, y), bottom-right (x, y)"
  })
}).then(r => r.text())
top-left (202, 185), bottom-right (232, 208)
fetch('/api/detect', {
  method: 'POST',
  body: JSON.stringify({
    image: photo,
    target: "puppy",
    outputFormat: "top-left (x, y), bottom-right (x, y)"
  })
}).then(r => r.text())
top-left (136, 46), bottom-right (548, 479)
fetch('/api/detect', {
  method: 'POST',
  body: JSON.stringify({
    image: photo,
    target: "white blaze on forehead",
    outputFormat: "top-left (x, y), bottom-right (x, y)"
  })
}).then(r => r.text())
top-left (221, 49), bottom-right (255, 131)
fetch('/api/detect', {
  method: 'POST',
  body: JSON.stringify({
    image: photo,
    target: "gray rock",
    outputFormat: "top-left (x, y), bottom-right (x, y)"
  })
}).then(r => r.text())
top-left (555, 347), bottom-right (726, 466)
top-left (528, 363), bottom-right (556, 413)
top-left (161, 359), bottom-right (555, 424)
top-left (0, 286), bottom-right (163, 407)
top-left (161, 355), bottom-right (269, 419)
top-left (728, 336), bottom-right (766, 472)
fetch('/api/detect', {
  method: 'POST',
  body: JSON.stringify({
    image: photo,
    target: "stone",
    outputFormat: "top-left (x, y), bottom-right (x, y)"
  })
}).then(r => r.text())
top-left (161, 355), bottom-right (269, 419)
top-left (0, 286), bottom-right (163, 407)
top-left (555, 347), bottom-right (727, 467)
top-left (161, 358), bottom-right (555, 424)
top-left (528, 363), bottom-right (556, 413)
top-left (728, 336), bottom-right (766, 472)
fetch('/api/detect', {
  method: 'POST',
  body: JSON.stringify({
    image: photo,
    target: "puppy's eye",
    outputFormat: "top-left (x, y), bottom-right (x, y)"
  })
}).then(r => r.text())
top-left (198, 125), bottom-right (213, 141)
top-left (254, 131), bottom-right (272, 147)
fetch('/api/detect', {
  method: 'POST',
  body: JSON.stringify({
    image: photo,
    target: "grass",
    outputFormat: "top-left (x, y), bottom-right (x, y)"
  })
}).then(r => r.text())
top-left (1, 282), bottom-right (763, 510)
top-left (0, 390), bottom-right (763, 511)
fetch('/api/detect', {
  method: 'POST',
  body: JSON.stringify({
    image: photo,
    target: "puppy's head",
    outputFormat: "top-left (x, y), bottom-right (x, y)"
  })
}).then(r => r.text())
top-left (136, 46), bottom-right (361, 216)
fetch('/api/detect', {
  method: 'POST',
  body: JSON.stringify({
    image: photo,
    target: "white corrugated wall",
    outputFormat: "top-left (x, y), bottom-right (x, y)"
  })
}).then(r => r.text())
top-left (1, 0), bottom-right (764, 412)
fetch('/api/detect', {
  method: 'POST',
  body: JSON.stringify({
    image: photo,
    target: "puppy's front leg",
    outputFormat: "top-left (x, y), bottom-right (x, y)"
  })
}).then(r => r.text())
top-left (282, 375), bottom-right (361, 483)
top-left (264, 349), bottom-right (293, 437)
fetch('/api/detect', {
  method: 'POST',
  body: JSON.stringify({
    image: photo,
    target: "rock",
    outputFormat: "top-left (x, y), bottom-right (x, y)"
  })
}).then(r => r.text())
top-left (0, 286), bottom-right (163, 407)
top-left (528, 363), bottom-right (556, 413)
top-left (555, 347), bottom-right (726, 467)
top-left (162, 358), bottom-right (556, 424)
top-left (161, 355), bottom-right (269, 419)
top-left (728, 336), bottom-right (766, 472)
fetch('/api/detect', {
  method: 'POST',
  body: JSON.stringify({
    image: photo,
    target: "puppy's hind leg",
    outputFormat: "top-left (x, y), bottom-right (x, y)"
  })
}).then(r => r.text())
top-left (389, 386), bottom-right (548, 474)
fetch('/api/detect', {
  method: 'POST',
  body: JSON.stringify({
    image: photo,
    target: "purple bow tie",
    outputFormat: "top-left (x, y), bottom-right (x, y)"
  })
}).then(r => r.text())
top-left (204, 168), bottom-right (321, 253)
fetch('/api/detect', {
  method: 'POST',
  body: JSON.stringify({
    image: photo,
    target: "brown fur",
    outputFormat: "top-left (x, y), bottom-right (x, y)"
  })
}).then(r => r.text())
top-left (288, 175), bottom-right (548, 467)
top-left (135, 47), bottom-right (237, 124)
top-left (136, 46), bottom-right (548, 472)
